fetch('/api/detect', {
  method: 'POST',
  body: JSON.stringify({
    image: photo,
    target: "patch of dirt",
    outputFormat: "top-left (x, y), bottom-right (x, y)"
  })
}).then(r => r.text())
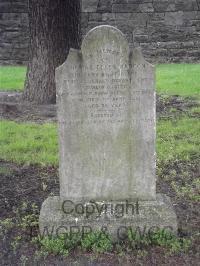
top-left (0, 92), bottom-right (56, 123)
top-left (0, 160), bottom-right (199, 265)
top-left (0, 92), bottom-right (199, 265)
top-left (157, 95), bottom-right (199, 119)
top-left (0, 92), bottom-right (199, 123)
top-left (0, 161), bottom-right (59, 219)
top-left (157, 160), bottom-right (200, 241)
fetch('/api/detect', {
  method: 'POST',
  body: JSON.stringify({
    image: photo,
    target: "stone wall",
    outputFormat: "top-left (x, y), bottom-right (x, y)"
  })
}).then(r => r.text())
top-left (0, 0), bottom-right (29, 65)
top-left (81, 0), bottom-right (200, 63)
top-left (0, 0), bottom-right (200, 65)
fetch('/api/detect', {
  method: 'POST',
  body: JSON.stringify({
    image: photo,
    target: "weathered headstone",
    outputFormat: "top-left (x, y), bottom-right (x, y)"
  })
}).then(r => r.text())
top-left (39, 26), bottom-right (177, 240)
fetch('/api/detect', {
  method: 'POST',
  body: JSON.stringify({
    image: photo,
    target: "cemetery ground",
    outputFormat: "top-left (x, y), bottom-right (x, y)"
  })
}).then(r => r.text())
top-left (0, 64), bottom-right (199, 265)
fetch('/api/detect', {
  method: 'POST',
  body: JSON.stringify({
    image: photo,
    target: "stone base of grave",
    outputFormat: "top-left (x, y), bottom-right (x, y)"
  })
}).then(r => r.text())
top-left (39, 194), bottom-right (177, 242)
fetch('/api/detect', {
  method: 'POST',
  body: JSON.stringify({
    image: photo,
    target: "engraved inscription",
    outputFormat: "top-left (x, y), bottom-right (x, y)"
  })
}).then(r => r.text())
top-left (55, 26), bottom-right (156, 201)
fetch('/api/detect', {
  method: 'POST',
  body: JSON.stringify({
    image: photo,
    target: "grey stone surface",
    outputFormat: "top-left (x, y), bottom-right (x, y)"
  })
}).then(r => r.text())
top-left (0, 91), bottom-right (22, 102)
top-left (39, 194), bottom-right (178, 241)
top-left (56, 26), bottom-right (155, 201)
top-left (82, 0), bottom-right (97, 12)
top-left (40, 25), bottom-right (177, 238)
top-left (164, 11), bottom-right (184, 26)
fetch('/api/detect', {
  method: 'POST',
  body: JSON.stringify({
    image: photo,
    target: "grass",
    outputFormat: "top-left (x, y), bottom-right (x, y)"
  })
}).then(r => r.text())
top-left (0, 117), bottom-right (199, 166)
top-left (1, 209), bottom-right (190, 257)
top-left (0, 64), bottom-right (199, 260)
top-left (157, 117), bottom-right (200, 163)
top-left (0, 64), bottom-right (200, 98)
top-left (156, 64), bottom-right (200, 98)
top-left (0, 66), bottom-right (26, 91)
top-left (36, 228), bottom-right (189, 256)
top-left (0, 121), bottom-right (58, 166)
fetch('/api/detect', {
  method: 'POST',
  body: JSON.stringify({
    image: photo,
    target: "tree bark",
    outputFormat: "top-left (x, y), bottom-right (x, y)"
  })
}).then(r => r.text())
top-left (23, 0), bottom-right (80, 104)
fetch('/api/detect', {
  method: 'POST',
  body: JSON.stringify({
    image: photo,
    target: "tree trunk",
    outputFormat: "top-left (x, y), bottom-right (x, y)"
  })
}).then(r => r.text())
top-left (23, 0), bottom-right (80, 104)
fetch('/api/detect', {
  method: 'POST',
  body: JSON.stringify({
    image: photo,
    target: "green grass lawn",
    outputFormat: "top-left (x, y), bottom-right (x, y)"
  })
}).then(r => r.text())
top-left (0, 64), bottom-right (200, 97)
top-left (0, 64), bottom-right (199, 166)
top-left (0, 117), bottom-right (199, 166)
top-left (157, 117), bottom-right (200, 163)
top-left (0, 121), bottom-right (58, 166)
top-left (156, 64), bottom-right (200, 98)
top-left (0, 66), bottom-right (26, 91)
top-left (0, 64), bottom-right (199, 260)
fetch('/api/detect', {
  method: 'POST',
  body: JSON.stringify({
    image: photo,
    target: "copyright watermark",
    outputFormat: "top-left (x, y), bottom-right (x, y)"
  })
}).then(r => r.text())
top-left (61, 199), bottom-right (140, 218)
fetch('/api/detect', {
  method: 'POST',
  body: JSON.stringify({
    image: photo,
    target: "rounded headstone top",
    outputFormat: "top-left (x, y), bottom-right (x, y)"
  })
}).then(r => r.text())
top-left (81, 25), bottom-right (129, 55)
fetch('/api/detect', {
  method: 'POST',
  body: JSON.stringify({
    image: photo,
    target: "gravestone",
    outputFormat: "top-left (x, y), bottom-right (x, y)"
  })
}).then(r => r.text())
top-left (39, 26), bottom-right (177, 240)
